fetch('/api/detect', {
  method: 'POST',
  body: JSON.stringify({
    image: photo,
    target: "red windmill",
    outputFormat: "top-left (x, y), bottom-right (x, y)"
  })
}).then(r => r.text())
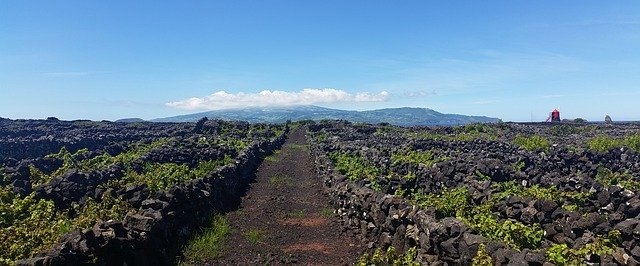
top-left (546, 108), bottom-right (561, 122)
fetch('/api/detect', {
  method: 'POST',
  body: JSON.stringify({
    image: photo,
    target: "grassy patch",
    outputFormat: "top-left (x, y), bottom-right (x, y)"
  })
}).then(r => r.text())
top-left (320, 208), bottom-right (334, 218)
top-left (287, 143), bottom-right (309, 151)
top-left (288, 209), bottom-right (305, 218)
top-left (180, 214), bottom-right (230, 265)
top-left (264, 150), bottom-right (282, 162)
top-left (243, 229), bottom-right (264, 244)
top-left (268, 175), bottom-right (293, 187)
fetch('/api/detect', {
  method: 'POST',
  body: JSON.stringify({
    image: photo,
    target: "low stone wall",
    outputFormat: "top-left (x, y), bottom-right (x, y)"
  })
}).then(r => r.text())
top-left (308, 136), bottom-right (554, 265)
top-left (18, 133), bottom-right (287, 265)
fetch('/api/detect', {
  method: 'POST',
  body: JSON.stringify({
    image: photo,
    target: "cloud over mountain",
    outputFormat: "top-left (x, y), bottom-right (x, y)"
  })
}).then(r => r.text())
top-left (166, 89), bottom-right (389, 110)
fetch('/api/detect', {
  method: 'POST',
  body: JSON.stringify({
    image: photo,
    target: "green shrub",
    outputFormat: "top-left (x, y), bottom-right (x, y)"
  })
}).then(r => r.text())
top-left (595, 167), bottom-right (640, 191)
top-left (356, 246), bottom-right (420, 266)
top-left (328, 152), bottom-right (380, 190)
top-left (472, 244), bottom-right (492, 266)
top-left (475, 170), bottom-right (491, 181)
top-left (546, 230), bottom-right (621, 265)
top-left (624, 134), bottom-right (640, 152)
top-left (391, 149), bottom-right (446, 167)
top-left (113, 155), bottom-right (233, 191)
top-left (511, 161), bottom-right (525, 172)
top-left (513, 135), bottom-right (550, 152)
top-left (587, 136), bottom-right (622, 153)
top-left (411, 187), bottom-right (470, 218)
top-left (0, 188), bottom-right (67, 261)
top-left (463, 205), bottom-right (543, 250)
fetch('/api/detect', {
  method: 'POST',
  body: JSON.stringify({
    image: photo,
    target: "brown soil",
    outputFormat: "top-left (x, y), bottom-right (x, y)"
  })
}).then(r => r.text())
top-left (211, 128), bottom-right (364, 265)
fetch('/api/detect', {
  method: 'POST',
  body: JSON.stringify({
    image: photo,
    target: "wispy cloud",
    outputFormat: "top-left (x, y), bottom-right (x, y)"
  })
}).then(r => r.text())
top-left (364, 51), bottom-right (585, 97)
top-left (166, 89), bottom-right (390, 111)
top-left (42, 71), bottom-right (110, 77)
top-left (404, 90), bottom-right (434, 97)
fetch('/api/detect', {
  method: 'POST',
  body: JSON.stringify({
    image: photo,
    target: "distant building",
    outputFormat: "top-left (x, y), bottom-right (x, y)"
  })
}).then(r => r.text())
top-left (546, 109), bottom-right (561, 122)
top-left (605, 115), bottom-right (612, 124)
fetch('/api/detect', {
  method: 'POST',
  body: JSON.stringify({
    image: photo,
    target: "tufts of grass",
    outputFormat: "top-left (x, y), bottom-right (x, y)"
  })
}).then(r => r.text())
top-left (243, 229), bottom-right (264, 244)
top-left (264, 150), bottom-right (281, 162)
top-left (268, 175), bottom-right (293, 187)
top-left (287, 143), bottom-right (310, 151)
top-left (180, 214), bottom-right (230, 265)
top-left (288, 209), bottom-right (305, 218)
top-left (320, 208), bottom-right (334, 218)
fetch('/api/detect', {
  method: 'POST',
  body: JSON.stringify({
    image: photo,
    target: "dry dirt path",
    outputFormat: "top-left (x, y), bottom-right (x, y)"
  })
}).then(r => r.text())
top-left (212, 128), bottom-right (364, 265)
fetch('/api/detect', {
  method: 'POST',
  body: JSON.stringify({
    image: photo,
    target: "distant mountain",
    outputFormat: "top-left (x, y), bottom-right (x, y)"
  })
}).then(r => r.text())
top-left (115, 118), bottom-right (146, 123)
top-left (152, 105), bottom-right (501, 126)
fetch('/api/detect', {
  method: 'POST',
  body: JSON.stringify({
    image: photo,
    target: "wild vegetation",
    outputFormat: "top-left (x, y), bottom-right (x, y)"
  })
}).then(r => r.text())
top-left (308, 121), bottom-right (640, 265)
top-left (3, 118), bottom-right (640, 264)
top-left (0, 119), bottom-right (286, 264)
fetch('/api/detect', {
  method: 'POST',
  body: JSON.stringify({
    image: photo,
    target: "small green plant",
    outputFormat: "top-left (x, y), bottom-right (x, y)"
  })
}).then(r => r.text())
top-left (472, 243), bottom-right (492, 266)
top-left (492, 181), bottom-right (591, 206)
top-left (391, 149), bottom-right (445, 168)
top-left (264, 149), bottom-right (281, 162)
top-left (287, 143), bottom-right (309, 151)
top-left (411, 187), bottom-right (470, 218)
top-left (411, 185), bottom-right (546, 250)
top-left (328, 152), bottom-right (381, 191)
top-left (546, 230), bottom-right (621, 265)
top-left (394, 187), bottom-right (407, 197)
top-left (587, 135), bottom-right (622, 153)
top-left (463, 205), bottom-right (543, 250)
top-left (513, 135), bottom-right (550, 152)
top-left (562, 204), bottom-right (579, 212)
top-left (624, 133), bottom-right (640, 152)
top-left (268, 175), bottom-right (293, 187)
top-left (402, 171), bottom-right (417, 181)
top-left (243, 229), bottom-right (264, 244)
top-left (320, 208), bottom-right (334, 218)
top-left (180, 214), bottom-right (230, 265)
top-left (288, 210), bottom-right (305, 218)
top-left (595, 167), bottom-right (640, 191)
top-left (475, 170), bottom-right (491, 181)
top-left (511, 160), bottom-right (525, 172)
top-left (356, 246), bottom-right (420, 266)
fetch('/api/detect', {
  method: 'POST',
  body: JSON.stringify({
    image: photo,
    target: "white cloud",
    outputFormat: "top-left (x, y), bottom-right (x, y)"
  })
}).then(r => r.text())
top-left (404, 90), bottom-right (433, 97)
top-left (166, 88), bottom-right (390, 110)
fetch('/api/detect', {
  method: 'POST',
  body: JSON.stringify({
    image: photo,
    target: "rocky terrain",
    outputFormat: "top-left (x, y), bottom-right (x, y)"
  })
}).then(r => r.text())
top-left (0, 118), bottom-right (287, 264)
top-left (307, 121), bottom-right (640, 265)
top-left (3, 117), bottom-right (640, 265)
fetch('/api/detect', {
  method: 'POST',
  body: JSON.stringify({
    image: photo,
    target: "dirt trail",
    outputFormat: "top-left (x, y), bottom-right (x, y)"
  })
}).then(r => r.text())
top-left (212, 128), bottom-right (363, 265)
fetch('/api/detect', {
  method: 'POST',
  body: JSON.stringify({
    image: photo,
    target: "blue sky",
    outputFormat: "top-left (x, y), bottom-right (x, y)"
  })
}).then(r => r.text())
top-left (1, 1), bottom-right (639, 122)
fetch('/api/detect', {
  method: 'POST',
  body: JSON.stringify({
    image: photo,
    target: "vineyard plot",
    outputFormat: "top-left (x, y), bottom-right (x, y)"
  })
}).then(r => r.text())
top-left (308, 121), bottom-right (640, 265)
top-left (0, 119), bottom-right (287, 264)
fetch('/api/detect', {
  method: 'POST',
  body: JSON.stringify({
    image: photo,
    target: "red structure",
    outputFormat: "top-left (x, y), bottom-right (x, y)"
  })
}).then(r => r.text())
top-left (546, 109), bottom-right (561, 122)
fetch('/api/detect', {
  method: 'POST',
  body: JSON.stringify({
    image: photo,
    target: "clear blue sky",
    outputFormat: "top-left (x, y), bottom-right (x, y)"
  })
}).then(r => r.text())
top-left (1, 1), bottom-right (639, 122)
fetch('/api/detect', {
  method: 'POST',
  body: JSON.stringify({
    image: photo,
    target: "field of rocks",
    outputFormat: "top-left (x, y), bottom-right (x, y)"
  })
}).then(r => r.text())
top-left (3, 117), bottom-right (640, 265)
top-left (308, 121), bottom-right (640, 265)
top-left (0, 118), bottom-right (287, 265)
